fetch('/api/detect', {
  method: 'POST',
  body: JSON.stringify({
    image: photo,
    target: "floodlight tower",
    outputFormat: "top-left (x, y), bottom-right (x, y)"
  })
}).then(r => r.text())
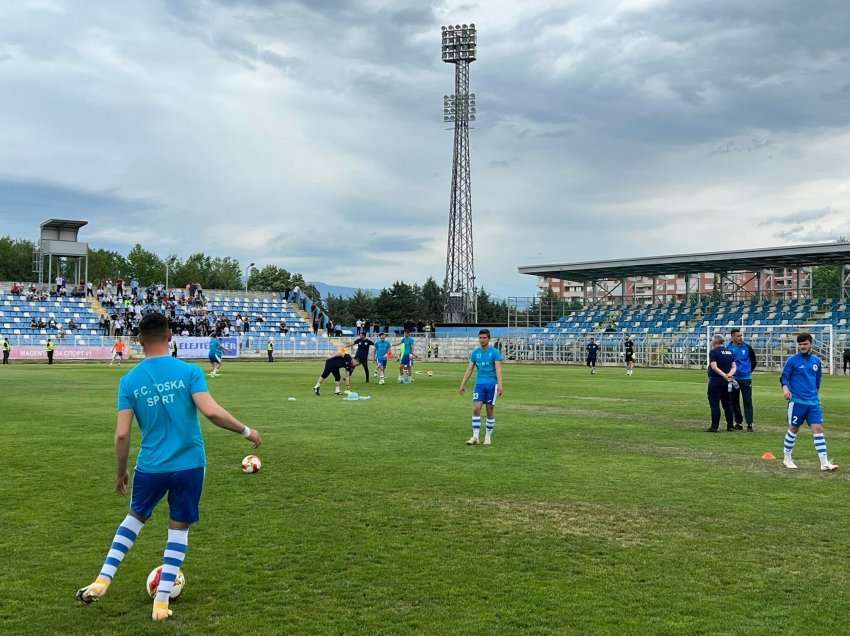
top-left (441, 23), bottom-right (477, 323)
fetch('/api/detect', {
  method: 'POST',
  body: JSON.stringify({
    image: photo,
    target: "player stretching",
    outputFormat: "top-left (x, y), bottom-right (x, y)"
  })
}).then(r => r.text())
top-left (624, 335), bottom-right (635, 376)
top-left (110, 338), bottom-right (126, 366)
top-left (781, 333), bottom-right (838, 471)
top-left (75, 313), bottom-right (262, 622)
top-left (375, 333), bottom-right (391, 385)
top-left (313, 350), bottom-right (359, 395)
top-left (459, 329), bottom-right (504, 446)
top-left (208, 334), bottom-right (222, 377)
top-left (586, 337), bottom-right (600, 374)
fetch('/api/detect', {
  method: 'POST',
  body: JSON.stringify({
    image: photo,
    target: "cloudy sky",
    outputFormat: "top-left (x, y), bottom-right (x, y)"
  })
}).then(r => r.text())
top-left (1, 0), bottom-right (849, 296)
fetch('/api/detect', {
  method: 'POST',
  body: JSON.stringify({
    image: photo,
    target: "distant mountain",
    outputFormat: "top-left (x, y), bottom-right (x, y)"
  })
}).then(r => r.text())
top-left (310, 281), bottom-right (381, 299)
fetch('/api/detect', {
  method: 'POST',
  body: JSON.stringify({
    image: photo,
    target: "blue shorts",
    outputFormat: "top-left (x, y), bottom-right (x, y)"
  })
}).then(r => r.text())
top-left (472, 383), bottom-right (498, 406)
top-left (131, 467), bottom-right (205, 524)
top-left (788, 401), bottom-right (824, 427)
top-left (209, 354), bottom-right (221, 364)
top-left (377, 356), bottom-right (387, 368)
top-left (401, 354), bottom-right (411, 366)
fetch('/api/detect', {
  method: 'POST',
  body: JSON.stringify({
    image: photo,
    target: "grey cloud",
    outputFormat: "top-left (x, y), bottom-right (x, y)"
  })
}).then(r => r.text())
top-left (763, 207), bottom-right (837, 225)
top-left (774, 226), bottom-right (844, 243)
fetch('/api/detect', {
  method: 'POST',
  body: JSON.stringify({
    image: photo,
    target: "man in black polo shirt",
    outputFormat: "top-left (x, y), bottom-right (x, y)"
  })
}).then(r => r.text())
top-left (585, 337), bottom-right (600, 375)
top-left (350, 334), bottom-right (375, 382)
top-left (706, 334), bottom-right (737, 432)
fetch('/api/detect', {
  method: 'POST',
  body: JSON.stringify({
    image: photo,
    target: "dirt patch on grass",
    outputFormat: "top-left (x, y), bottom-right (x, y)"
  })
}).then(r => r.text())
top-left (429, 497), bottom-right (707, 548)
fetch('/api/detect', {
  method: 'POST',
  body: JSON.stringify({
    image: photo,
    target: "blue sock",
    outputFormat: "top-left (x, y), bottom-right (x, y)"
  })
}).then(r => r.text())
top-left (486, 418), bottom-right (495, 437)
top-left (471, 416), bottom-right (481, 438)
top-left (783, 430), bottom-right (797, 455)
top-left (155, 528), bottom-right (188, 603)
top-left (100, 514), bottom-right (145, 581)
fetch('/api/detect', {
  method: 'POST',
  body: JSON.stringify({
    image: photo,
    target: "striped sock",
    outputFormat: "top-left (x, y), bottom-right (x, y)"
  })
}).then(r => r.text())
top-left (814, 433), bottom-right (828, 461)
top-left (471, 416), bottom-right (481, 438)
top-left (486, 418), bottom-right (495, 437)
top-left (783, 430), bottom-right (797, 455)
top-left (99, 514), bottom-right (145, 581)
top-left (155, 528), bottom-right (188, 604)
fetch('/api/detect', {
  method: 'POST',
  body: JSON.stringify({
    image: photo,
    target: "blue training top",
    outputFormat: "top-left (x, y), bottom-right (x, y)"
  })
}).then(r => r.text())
top-left (728, 342), bottom-right (753, 380)
top-left (117, 355), bottom-right (209, 473)
top-left (470, 346), bottom-right (502, 386)
top-left (209, 337), bottom-right (221, 357)
top-left (780, 352), bottom-right (822, 405)
top-left (375, 340), bottom-right (391, 358)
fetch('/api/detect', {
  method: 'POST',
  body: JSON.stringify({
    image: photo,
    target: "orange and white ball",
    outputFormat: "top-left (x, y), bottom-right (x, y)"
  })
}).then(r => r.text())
top-left (241, 455), bottom-right (262, 474)
top-left (146, 566), bottom-right (185, 598)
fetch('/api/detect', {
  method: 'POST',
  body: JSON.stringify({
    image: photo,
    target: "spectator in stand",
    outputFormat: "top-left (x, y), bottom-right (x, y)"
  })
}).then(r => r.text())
top-left (116, 277), bottom-right (124, 297)
top-left (130, 277), bottom-right (139, 299)
top-left (68, 318), bottom-right (78, 331)
top-left (326, 320), bottom-right (334, 337)
top-left (312, 319), bottom-right (319, 336)
top-left (55, 275), bottom-right (64, 295)
top-left (30, 318), bottom-right (38, 329)
top-left (355, 319), bottom-right (363, 336)
top-left (279, 319), bottom-right (288, 334)
top-left (100, 314), bottom-right (110, 335)
top-left (242, 316), bottom-right (250, 333)
top-left (37, 318), bottom-right (46, 329)
top-left (48, 317), bottom-right (57, 330)
top-left (11, 283), bottom-right (21, 295)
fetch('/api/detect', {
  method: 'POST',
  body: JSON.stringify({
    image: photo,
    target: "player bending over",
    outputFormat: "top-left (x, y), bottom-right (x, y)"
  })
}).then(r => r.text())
top-left (76, 312), bottom-right (262, 622)
top-left (374, 332), bottom-right (391, 385)
top-left (314, 350), bottom-right (359, 395)
top-left (459, 329), bottom-right (504, 446)
top-left (208, 334), bottom-right (222, 377)
top-left (624, 335), bottom-right (636, 376)
top-left (110, 338), bottom-right (125, 366)
top-left (781, 332), bottom-right (838, 471)
top-left (586, 337), bottom-right (600, 374)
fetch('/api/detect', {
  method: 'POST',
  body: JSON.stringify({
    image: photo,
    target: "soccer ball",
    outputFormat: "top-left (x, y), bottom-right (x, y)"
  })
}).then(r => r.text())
top-left (241, 455), bottom-right (262, 474)
top-left (146, 566), bottom-right (185, 599)
top-left (426, 371), bottom-right (433, 377)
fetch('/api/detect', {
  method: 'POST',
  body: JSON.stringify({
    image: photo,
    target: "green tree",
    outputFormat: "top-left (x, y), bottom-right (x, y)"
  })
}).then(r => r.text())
top-left (0, 236), bottom-right (35, 281)
top-left (812, 265), bottom-right (841, 299)
top-left (207, 256), bottom-right (242, 289)
top-left (422, 276), bottom-right (442, 323)
top-left (126, 244), bottom-right (164, 286)
top-left (248, 265), bottom-right (291, 292)
top-left (88, 248), bottom-right (129, 282)
top-left (326, 294), bottom-right (353, 325)
top-left (348, 290), bottom-right (376, 322)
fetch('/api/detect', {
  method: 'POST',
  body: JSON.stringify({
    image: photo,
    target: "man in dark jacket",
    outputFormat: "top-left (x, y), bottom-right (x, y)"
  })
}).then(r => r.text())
top-left (727, 328), bottom-right (758, 431)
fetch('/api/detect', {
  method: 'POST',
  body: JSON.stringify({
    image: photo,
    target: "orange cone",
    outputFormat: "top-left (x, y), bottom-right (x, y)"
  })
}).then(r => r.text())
top-left (761, 452), bottom-right (776, 461)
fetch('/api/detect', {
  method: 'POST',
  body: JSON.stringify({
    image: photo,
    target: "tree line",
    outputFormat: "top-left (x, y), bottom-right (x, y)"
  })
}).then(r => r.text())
top-left (323, 278), bottom-right (511, 326)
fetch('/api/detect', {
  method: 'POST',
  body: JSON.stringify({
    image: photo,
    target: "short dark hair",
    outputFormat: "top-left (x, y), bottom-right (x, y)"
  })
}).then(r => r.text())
top-left (479, 329), bottom-right (491, 338)
top-left (730, 327), bottom-right (741, 335)
top-left (797, 332), bottom-right (813, 344)
top-left (139, 312), bottom-right (170, 341)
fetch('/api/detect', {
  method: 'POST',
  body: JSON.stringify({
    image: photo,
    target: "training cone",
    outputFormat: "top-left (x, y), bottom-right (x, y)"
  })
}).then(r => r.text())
top-left (761, 452), bottom-right (776, 461)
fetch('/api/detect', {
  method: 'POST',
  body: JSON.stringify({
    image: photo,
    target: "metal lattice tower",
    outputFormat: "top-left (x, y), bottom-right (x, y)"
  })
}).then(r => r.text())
top-left (441, 23), bottom-right (477, 323)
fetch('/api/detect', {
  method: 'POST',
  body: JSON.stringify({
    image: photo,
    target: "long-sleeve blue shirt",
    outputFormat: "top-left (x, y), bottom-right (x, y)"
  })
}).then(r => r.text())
top-left (780, 352), bottom-right (822, 405)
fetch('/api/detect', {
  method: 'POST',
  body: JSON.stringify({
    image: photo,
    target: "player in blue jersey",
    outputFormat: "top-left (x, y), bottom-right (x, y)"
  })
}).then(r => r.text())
top-left (397, 330), bottom-right (415, 384)
top-left (780, 332), bottom-right (838, 471)
top-left (459, 329), bottom-right (504, 446)
top-left (374, 333), bottom-right (392, 385)
top-left (208, 334), bottom-right (222, 377)
top-left (76, 313), bottom-right (262, 622)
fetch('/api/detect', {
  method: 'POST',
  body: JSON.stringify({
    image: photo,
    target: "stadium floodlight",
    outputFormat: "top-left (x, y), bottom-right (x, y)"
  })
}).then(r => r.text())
top-left (245, 262), bottom-right (255, 292)
top-left (440, 22), bottom-right (478, 323)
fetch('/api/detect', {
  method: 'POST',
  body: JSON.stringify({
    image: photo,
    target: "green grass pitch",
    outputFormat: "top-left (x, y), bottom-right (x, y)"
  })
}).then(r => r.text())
top-left (2, 360), bottom-right (850, 635)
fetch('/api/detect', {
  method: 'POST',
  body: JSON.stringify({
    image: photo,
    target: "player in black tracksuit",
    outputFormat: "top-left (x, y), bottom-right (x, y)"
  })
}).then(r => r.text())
top-left (585, 338), bottom-right (600, 374)
top-left (350, 335), bottom-right (375, 382)
top-left (624, 336), bottom-right (636, 376)
top-left (843, 346), bottom-right (850, 375)
top-left (313, 351), bottom-right (359, 395)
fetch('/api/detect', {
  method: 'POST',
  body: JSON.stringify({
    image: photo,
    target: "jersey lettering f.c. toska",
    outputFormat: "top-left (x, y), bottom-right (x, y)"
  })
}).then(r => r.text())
top-left (470, 346), bottom-right (502, 386)
top-left (117, 355), bottom-right (209, 473)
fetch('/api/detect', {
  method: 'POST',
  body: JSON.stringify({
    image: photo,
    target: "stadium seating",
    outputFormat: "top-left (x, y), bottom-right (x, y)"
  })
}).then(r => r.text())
top-left (531, 298), bottom-right (847, 350)
top-left (0, 294), bottom-right (103, 341)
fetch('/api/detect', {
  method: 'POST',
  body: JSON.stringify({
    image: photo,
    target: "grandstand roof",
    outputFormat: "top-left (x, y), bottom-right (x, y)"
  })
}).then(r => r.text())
top-left (518, 242), bottom-right (850, 281)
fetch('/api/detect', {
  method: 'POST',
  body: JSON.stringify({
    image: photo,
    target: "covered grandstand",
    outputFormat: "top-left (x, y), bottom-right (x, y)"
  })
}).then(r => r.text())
top-left (512, 244), bottom-right (850, 373)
